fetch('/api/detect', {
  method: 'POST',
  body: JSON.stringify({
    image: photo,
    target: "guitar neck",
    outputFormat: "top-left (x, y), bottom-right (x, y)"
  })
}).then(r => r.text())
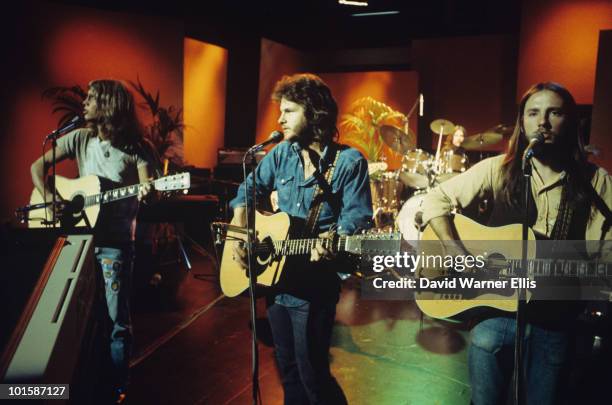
top-left (505, 258), bottom-right (612, 279)
top-left (269, 236), bottom-right (350, 256)
top-left (83, 181), bottom-right (149, 208)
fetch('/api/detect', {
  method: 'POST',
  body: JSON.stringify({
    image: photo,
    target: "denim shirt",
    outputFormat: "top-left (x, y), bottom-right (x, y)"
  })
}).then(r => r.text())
top-left (229, 140), bottom-right (373, 306)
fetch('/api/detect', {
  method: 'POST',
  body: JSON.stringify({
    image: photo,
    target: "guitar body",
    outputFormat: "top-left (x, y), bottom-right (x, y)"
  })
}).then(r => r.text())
top-left (220, 211), bottom-right (291, 297)
top-left (28, 175), bottom-right (101, 229)
top-left (415, 213), bottom-right (536, 319)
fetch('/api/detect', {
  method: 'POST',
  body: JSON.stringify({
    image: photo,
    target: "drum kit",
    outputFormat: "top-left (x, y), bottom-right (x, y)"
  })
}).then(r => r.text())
top-left (370, 119), bottom-right (510, 235)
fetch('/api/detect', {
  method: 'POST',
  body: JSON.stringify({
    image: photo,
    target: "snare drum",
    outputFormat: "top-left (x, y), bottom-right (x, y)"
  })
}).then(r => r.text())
top-left (396, 192), bottom-right (427, 241)
top-left (437, 148), bottom-right (468, 183)
top-left (399, 149), bottom-right (432, 190)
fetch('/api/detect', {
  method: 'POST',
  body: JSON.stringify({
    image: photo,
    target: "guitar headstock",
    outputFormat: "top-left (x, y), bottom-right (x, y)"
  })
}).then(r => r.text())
top-left (153, 172), bottom-right (191, 192)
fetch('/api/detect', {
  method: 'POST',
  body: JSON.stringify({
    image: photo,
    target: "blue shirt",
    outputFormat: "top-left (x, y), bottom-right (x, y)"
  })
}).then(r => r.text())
top-left (230, 140), bottom-right (372, 234)
top-left (229, 140), bottom-right (373, 305)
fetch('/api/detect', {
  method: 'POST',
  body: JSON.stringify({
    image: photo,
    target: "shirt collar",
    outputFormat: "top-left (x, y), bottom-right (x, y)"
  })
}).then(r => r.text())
top-left (290, 141), bottom-right (336, 172)
top-left (531, 164), bottom-right (567, 191)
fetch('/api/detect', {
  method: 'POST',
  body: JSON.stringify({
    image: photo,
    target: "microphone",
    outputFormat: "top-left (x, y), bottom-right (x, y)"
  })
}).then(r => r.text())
top-left (248, 131), bottom-right (284, 153)
top-left (45, 115), bottom-right (83, 141)
top-left (522, 131), bottom-right (545, 162)
top-left (419, 94), bottom-right (424, 117)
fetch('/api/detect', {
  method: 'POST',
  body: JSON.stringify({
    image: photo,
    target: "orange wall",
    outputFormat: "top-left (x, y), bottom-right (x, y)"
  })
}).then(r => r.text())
top-left (1, 2), bottom-right (183, 222)
top-left (183, 38), bottom-right (228, 168)
top-left (256, 39), bottom-right (419, 169)
top-left (517, 0), bottom-right (612, 104)
top-left (256, 38), bottom-right (308, 144)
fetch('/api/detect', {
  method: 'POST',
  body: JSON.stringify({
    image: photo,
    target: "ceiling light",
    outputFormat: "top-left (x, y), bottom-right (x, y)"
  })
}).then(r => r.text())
top-left (339, 0), bottom-right (368, 6)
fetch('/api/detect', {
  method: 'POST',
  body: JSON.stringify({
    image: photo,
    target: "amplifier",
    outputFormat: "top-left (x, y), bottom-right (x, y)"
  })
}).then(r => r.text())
top-left (217, 148), bottom-right (266, 165)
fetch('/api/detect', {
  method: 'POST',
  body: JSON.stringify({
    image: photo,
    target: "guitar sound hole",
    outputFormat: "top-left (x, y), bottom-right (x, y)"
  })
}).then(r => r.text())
top-left (256, 236), bottom-right (274, 262)
top-left (68, 194), bottom-right (85, 216)
top-left (486, 252), bottom-right (507, 277)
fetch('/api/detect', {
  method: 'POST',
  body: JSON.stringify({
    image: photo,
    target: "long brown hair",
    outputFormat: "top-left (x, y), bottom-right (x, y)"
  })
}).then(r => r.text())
top-left (444, 125), bottom-right (466, 149)
top-left (272, 73), bottom-right (338, 144)
top-left (499, 82), bottom-right (590, 208)
top-left (87, 79), bottom-right (143, 148)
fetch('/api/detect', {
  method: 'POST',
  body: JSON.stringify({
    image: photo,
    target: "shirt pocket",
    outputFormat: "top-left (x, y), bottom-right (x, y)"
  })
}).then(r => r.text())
top-left (276, 175), bottom-right (295, 209)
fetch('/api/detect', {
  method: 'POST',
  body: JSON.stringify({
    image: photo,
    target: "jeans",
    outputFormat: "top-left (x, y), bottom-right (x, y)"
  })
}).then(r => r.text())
top-left (469, 317), bottom-right (569, 405)
top-left (267, 301), bottom-right (347, 405)
top-left (95, 245), bottom-right (134, 391)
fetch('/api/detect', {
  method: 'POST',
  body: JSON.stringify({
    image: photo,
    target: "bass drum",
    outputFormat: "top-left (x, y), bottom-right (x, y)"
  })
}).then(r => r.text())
top-left (396, 192), bottom-right (427, 241)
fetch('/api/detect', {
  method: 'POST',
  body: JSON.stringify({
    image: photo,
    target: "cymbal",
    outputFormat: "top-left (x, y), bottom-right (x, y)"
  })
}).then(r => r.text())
top-left (461, 132), bottom-right (503, 150)
top-left (485, 124), bottom-right (514, 136)
top-left (430, 119), bottom-right (455, 135)
top-left (379, 125), bottom-right (414, 154)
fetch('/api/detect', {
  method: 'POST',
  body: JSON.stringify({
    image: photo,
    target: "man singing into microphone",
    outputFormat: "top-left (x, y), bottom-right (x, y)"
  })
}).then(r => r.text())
top-left (417, 82), bottom-right (612, 404)
top-left (30, 79), bottom-right (159, 404)
top-left (230, 73), bottom-right (372, 404)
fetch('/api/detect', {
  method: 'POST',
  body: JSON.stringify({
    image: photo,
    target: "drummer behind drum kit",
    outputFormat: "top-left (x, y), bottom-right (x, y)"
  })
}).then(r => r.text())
top-left (370, 119), bottom-right (510, 239)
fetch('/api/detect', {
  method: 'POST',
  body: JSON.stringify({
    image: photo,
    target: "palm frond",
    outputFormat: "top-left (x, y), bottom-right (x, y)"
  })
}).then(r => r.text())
top-left (42, 85), bottom-right (86, 127)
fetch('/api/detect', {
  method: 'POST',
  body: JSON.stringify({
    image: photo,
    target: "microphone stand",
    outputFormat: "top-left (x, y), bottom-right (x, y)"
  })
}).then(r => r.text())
top-left (41, 134), bottom-right (60, 228)
top-left (242, 148), bottom-right (260, 405)
top-left (52, 136), bottom-right (58, 227)
top-left (514, 153), bottom-right (533, 404)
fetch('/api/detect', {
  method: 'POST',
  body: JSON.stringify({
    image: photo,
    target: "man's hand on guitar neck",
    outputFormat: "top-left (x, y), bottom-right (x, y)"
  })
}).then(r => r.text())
top-left (137, 179), bottom-right (159, 204)
top-left (311, 231), bottom-right (336, 262)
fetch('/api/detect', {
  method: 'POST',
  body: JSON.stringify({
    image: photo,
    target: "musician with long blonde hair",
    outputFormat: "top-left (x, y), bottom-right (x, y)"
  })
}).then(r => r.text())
top-left (30, 79), bottom-right (158, 404)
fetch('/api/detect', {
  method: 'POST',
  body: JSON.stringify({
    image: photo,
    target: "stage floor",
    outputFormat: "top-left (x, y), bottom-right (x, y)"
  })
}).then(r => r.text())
top-left (127, 245), bottom-right (471, 405)
top-left (126, 242), bottom-right (610, 405)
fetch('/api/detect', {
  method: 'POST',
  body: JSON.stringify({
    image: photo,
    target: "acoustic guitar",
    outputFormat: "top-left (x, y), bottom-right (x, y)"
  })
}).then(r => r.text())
top-left (415, 213), bottom-right (612, 319)
top-left (21, 173), bottom-right (191, 229)
top-left (219, 210), bottom-right (401, 297)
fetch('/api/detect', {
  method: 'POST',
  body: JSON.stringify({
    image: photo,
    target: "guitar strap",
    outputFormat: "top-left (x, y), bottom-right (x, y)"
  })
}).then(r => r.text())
top-left (585, 181), bottom-right (612, 240)
top-left (303, 146), bottom-right (340, 237)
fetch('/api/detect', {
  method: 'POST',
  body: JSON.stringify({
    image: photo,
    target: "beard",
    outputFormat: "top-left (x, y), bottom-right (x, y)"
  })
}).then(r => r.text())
top-left (529, 132), bottom-right (572, 166)
top-left (288, 127), bottom-right (314, 147)
top-left (531, 142), bottom-right (560, 158)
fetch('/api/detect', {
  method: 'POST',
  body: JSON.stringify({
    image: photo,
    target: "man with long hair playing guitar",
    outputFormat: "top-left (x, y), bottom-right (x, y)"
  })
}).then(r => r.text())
top-left (418, 82), bottom-right (612, 404)
top-left (30, 79), bottom-right (159, 404)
